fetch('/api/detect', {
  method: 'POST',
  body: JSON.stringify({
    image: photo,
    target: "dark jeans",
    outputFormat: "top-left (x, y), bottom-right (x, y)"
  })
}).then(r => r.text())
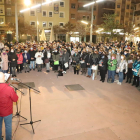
top-left (133, 76), bottom-right (139, 86)
top-left (17, 64), bottom-right (23, 72)
top-left (53, 65), bottom-right (58, 71)
top-left (0, 114), bottom-right (12, 140)
top-left (100, 70), bottom-right (106, 81)
top-left (74, 67), bottom-right (79, 75)
top-left (63, 64), bottom-right (66, 71)
top-left (123, 69), bottom-right (126, 79)
top-left (127, 68), bottom-right (133, 82)
top-left (108, 70), bottom-right (115, 82)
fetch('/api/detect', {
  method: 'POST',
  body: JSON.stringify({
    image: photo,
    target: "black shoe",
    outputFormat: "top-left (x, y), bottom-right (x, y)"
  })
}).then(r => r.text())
top-left (14, 75), bottom-right (17, 77)
top-left (25, 71), bottom-right (26, 73)
top-left (47, 70), bottom-right (50, 72)
top-left (27, 71), bottom-right (30, 73)
top-left (126, 80), bottom-right (128, 83)
top-left (100, 79), bottom-right (102, 81)
top-left (33, 69), bottom-right (35, 71)
top-left (136, 85), bottom-right (139, 87)
top-left (102, 80), bottom-right (105, 83)
top-left (129, 80), bottom-right (131, 83)
top-left (30, 69), bottom-right (32, 71)
top-left (12, 75), bottom-right (14, 77)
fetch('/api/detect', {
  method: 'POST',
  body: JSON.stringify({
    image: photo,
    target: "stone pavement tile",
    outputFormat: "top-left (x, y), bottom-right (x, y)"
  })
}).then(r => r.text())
top-left (49, 128), bottom-right (120, 140)
top-left (110, 122), bottom-right (140, 140)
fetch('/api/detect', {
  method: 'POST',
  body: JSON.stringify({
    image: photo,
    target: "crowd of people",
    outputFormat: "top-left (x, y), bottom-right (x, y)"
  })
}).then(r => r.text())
top-left (0, 40), bottom-right (140, 87)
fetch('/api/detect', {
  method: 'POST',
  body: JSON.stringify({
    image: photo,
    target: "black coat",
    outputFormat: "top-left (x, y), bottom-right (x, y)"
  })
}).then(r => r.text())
top-left (98, 56), bottom-right (108, 70)
top-left (92, 53), bottom-right (99, 65)
top-left (8, 52), bottom-right (18, 67)
top-left (80, 52), bottom-right (87, 68)
top-left (29, 50), bottom-right (36, 61)
top-left (85, 53), bottom-right (93, 68)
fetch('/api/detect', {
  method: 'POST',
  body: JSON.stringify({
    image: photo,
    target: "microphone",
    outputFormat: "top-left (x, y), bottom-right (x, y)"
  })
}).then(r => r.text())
top-left (11, 78), bottom-right (20, 81)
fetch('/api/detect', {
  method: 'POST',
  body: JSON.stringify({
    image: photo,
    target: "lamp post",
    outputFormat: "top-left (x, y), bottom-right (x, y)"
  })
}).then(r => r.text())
top-left (83, 0), bottom-right (105, 43)
top-left (15, 0), bottom-right (18, 42)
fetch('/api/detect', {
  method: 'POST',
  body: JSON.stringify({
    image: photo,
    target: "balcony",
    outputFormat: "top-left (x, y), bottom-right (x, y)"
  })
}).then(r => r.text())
top-left (77, 7), bottom-right (91, 13)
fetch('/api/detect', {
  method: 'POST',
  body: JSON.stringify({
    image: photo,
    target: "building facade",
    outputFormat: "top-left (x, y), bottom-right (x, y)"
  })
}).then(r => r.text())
top-left (23, 0), bottom-right (69, 41)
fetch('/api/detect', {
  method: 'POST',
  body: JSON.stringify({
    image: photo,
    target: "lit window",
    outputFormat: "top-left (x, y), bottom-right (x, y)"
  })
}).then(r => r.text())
top-left (30, 21), bottom-right (35, 26)
top-left (60, 2), bottom-right (64, 7)
top-left (30, 11), bottom-right (35, 16)
top-left (59, 23), bottom-right (64, 26)
top-left (49, 12), bottom-right (53, 17)
top-left (60, 12), bottom-right (64, 18)
top-left (49, 22), bottom-right (53, 27)
top-left (43, 11), bottom-right (46, 17)
top-left (42, 22), bottom-right (47, 27)
top-left (71, 4), bottom-right (75, 9)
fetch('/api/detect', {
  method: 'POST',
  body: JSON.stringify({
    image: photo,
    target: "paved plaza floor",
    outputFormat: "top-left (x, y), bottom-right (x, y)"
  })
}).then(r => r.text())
top-left (2, 67), bottom-right (140, 140)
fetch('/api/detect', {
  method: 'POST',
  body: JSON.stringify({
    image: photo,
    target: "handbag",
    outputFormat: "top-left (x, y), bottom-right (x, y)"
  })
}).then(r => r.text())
top-left (64, 63), bottom-right (68, 68)
top-left (54, 61), bottom-right (59, 65)
top-left (92, 65), bottom-right (97, 70)
top-left (116, 68), bottom-right (120, 73)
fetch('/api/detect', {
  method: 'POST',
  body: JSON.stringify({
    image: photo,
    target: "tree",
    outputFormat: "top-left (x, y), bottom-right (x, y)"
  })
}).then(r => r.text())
top-left (101, 14), bottom-right (123, 39)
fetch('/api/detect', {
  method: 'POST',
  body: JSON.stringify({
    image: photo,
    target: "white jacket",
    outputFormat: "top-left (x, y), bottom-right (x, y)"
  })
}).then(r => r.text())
top-left (35, 52), bottom-right (44, 64)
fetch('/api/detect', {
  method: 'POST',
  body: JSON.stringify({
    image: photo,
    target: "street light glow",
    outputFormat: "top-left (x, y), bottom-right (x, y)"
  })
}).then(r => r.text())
top-left (83, 0), bottom-right (104, 7)
top-left (96, 28), bottom-right (104, 33)
top-left (81, 21), bottom-right (88, 25)
top-left (20, 0), bottom-right (60, 13)
top-left (134, 27), bottom-right (139, 30)
top-left (24, 0), bottom-right (31, 6)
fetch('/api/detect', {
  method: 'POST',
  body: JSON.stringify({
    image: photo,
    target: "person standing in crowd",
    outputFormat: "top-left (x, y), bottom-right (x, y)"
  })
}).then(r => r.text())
top-left (132, 54), bottom-right (140, 87)
top-left (62, 48), bottom-right (69, 74)
top-left (29, 46), bottom-right (36, 71)
top-left (22, 49), bottom-right (30, 73)
top-left (8, 48), bottom-right (18, 77)
top-left (72, 49), bottom-right (80, 75)
top-left (16, 49), bottom-right (23, 73)
top-left (126, 53), bottom-right (134, 83)
top-left (35, 48), bottom-right (44, 72)
top-left (0, 52), bottom-right (2, 72)
top-left (107, 54), bottom-right (117, 83)
top-left (80, 48), bottom-right (87, 75)
top-left (86, 48), bottom-right (93, 78)
top-left (99, 51), bottom-right (108, 82)
top-left (117, 55), bottom-right (128, 85)
top-left (1, 49), bottom-right (8, 73)
top-left (52, 48), bottom-right (60, 72)
top-left (44, 47), bottom-right (51, 72)
top-left (91, 49), bottom-right (99, 79)
top-left (0, 72), bottom-right (18, 140)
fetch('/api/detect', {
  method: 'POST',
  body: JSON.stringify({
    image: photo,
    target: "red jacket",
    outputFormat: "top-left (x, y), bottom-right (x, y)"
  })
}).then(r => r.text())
top-left (0, 83), bottom-right (18, 117)
top-left (17, 53), bottom-right (23, 64)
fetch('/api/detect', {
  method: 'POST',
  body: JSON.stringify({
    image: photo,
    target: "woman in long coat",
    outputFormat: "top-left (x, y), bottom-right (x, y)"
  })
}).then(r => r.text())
top-left (1, 49), bottom-right (9, 73)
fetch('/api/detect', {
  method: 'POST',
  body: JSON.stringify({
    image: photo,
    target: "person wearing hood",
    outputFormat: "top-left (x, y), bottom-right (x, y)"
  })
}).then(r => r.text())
top-left (22, 49), bottom-right (30, 73)
top-left (1, 49), bottom-right (8, 73)
top-left (0, 72), bottom-right (18, 140)
top-left (8, 48), bottom-right (18, 77)
top-left (52, 48), bottom-right (60, 72)
top-left (35, 48), bottom-right (44, 72)
top-left (29, 46), bottom-right (36, 71)
top-left (62, 48), bottom-right (69, 74)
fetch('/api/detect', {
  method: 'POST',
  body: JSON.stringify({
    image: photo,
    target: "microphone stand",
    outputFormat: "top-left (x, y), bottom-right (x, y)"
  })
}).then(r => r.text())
top-left (16, 80), bottom-right (41, 134)
top-left (10, 84), bottom-right (27, 120)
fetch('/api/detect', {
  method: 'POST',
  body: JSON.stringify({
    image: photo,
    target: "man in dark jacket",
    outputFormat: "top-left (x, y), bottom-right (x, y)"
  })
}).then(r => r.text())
top-left (8, 49), bottom-right (18, 77)
top-left (0, 72), bottom-right (18, 140)
top-left (29, 46), bottom-right (36, 70)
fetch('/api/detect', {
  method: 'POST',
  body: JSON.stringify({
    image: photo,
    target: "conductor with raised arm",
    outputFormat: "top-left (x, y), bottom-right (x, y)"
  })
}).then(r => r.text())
top-left (0, 72), bottom-right (18, 140)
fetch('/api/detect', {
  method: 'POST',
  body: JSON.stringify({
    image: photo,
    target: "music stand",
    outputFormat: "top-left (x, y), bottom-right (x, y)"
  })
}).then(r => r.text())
top-left (11, 84), bottom-right (27, 120)
top-left (16, 80), bottom-right (41, 134)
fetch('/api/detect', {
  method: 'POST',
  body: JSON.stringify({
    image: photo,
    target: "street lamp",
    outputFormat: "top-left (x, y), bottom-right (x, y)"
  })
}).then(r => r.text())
top-left (24, 0), bottom-right (31, 6)
top-left (83, 0), bottom-right (105, 43)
